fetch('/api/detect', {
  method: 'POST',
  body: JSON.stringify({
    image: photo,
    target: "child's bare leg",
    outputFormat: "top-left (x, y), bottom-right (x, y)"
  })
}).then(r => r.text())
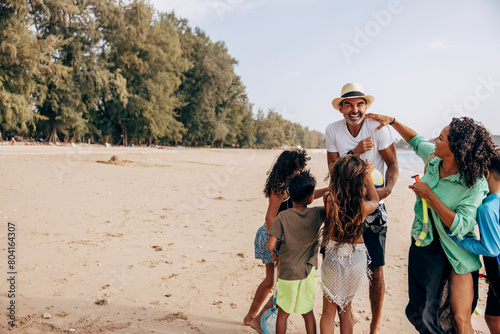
top-left (249, 297), bottom-right (272, 333)
top-left (277, 307), bottom-right (290, 334)
top-left (244, 263), bottom-right (274, 325)
top-left (320, 295), bottom-right (337, 333)
top-left (302, 310), bottom-right (317, 334)
top-left (338, 302), bottom-right (354, 334)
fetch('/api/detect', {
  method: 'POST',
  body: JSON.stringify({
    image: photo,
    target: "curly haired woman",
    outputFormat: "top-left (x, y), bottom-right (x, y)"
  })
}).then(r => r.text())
top-left (366, 114), bottom-right (496, 334)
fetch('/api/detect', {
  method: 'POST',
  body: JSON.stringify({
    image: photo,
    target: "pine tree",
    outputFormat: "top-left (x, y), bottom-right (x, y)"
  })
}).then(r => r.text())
top-left (0, 0), bottom-right (41, 137)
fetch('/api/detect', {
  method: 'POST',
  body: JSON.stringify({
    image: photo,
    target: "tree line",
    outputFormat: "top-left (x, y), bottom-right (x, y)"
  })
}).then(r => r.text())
top-left (0, 0), bottom-right (325, 149)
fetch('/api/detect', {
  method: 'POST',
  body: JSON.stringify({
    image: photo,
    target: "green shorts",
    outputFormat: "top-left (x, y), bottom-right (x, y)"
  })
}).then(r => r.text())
top-left (277, 267), bottom-right (317, 314)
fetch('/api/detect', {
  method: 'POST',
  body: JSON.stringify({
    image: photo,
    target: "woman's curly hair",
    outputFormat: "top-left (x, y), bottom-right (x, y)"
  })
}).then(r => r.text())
top-left (263, 149), bottom-right (310, 198)
top-left (448, 117), bottom-right (496, 188)
top-left (320, 155), bottom-right (368, 249)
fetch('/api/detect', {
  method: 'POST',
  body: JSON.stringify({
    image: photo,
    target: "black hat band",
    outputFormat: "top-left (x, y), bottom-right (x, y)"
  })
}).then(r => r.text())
top-left (341, 91), bottom-right (365, 98)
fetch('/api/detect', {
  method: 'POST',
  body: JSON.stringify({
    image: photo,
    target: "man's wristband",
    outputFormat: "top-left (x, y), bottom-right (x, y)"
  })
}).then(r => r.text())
top-left (389, 117), bottom-right (396, 125)
top-left (347, 150), bottom-right (354, 155)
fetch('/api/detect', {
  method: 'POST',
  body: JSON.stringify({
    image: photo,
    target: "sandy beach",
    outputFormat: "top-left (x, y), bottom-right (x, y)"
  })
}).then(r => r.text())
top-left (0, 145), bottom-right (490, 333)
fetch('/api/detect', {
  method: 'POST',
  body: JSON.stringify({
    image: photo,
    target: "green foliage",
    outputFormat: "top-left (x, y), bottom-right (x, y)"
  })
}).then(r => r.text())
top-left (0, 0), bottom-right (324, 147)
top-left (308, 130), bottom-right (326, 149)
top-left (97, 0), bottom-right (189, 145)
top-left (254, 109), bottom-right (324, 149)
top-left (31, 0), bottom-right (97, 142)
top-left (0, 0), bottom-right (41, 134)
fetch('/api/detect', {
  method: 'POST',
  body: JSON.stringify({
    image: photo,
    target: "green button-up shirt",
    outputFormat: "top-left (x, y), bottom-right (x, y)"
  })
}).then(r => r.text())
top-left (407, 134), bottom-right (488, 274)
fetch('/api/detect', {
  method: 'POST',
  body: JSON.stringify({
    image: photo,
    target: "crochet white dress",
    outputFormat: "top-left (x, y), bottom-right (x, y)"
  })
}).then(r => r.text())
top-left (321, 241), bottom-right (371, 310)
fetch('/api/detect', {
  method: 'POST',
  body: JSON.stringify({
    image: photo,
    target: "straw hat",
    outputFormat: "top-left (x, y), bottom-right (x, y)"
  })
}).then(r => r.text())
top-left (331, 83), bottom-right (375, 110)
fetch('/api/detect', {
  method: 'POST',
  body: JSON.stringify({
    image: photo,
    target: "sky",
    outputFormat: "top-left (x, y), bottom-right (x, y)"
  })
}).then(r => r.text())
top-left (151, 0), bottom-right (500, 138)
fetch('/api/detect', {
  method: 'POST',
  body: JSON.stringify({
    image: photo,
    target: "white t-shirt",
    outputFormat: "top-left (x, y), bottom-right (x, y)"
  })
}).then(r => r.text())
top-left (325, 118), bottom-right (394, 178)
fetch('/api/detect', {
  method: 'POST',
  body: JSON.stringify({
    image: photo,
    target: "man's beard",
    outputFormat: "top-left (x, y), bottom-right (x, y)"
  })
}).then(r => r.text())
top-left (345, 112), bottom-right (364, 126)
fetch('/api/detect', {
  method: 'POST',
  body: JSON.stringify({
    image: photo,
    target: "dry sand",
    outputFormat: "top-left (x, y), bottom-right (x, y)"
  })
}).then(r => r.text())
top-left (0, 145), bottom-right (490, 333)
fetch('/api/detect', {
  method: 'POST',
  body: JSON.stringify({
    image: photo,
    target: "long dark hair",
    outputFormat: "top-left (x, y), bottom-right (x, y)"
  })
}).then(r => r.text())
top-left (263, 149), bottom-right (310, 198)
top-left (321, 155), bottom-right (368, 249)
top-left (448, 117), bottom-right (496, 188)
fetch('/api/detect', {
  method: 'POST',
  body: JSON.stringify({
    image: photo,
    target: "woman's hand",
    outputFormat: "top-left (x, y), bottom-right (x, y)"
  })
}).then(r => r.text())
top-left (409, 182), bottom-right (433, 201)
top-left (410, 181), bottom-right (458, 228)
top-left (365, 113), bottom-right (395, 130)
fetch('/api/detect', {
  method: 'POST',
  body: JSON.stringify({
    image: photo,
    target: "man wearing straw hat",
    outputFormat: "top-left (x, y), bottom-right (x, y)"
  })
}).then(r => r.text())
top-left (325, 82), bottom-right (399, 334)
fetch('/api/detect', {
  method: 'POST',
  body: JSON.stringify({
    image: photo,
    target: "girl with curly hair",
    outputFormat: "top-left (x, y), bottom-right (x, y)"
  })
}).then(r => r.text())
top-left (245, 149), bottom-right (326, 329)
top-left (244, 149), bottom-right (307, 326)
top-left (366, 113), bottom-right (496, 334)
top-left (320, 155), bottom-right (379, 334)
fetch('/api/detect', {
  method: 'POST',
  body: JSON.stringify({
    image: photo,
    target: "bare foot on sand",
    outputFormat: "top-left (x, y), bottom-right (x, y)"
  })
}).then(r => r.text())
top-left (249, 316), bottom-right (263, 334)
top-left (243, 314), bottom-right (254, 326)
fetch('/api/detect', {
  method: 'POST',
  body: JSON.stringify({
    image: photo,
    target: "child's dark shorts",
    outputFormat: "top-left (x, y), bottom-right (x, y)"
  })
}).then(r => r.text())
top-left (363, 203), bottom-right (388, 268)
top-left (484, 256), bottom-right (500, 316)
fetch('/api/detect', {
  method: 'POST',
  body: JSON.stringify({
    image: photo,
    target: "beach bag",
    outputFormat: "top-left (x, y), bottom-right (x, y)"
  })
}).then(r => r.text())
top-left (261, 263), bottom-right (278, 334)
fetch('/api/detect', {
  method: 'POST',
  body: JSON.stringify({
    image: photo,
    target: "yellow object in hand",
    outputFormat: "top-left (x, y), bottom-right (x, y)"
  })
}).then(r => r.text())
top-left (412, 175), bottom-right (429, 247)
